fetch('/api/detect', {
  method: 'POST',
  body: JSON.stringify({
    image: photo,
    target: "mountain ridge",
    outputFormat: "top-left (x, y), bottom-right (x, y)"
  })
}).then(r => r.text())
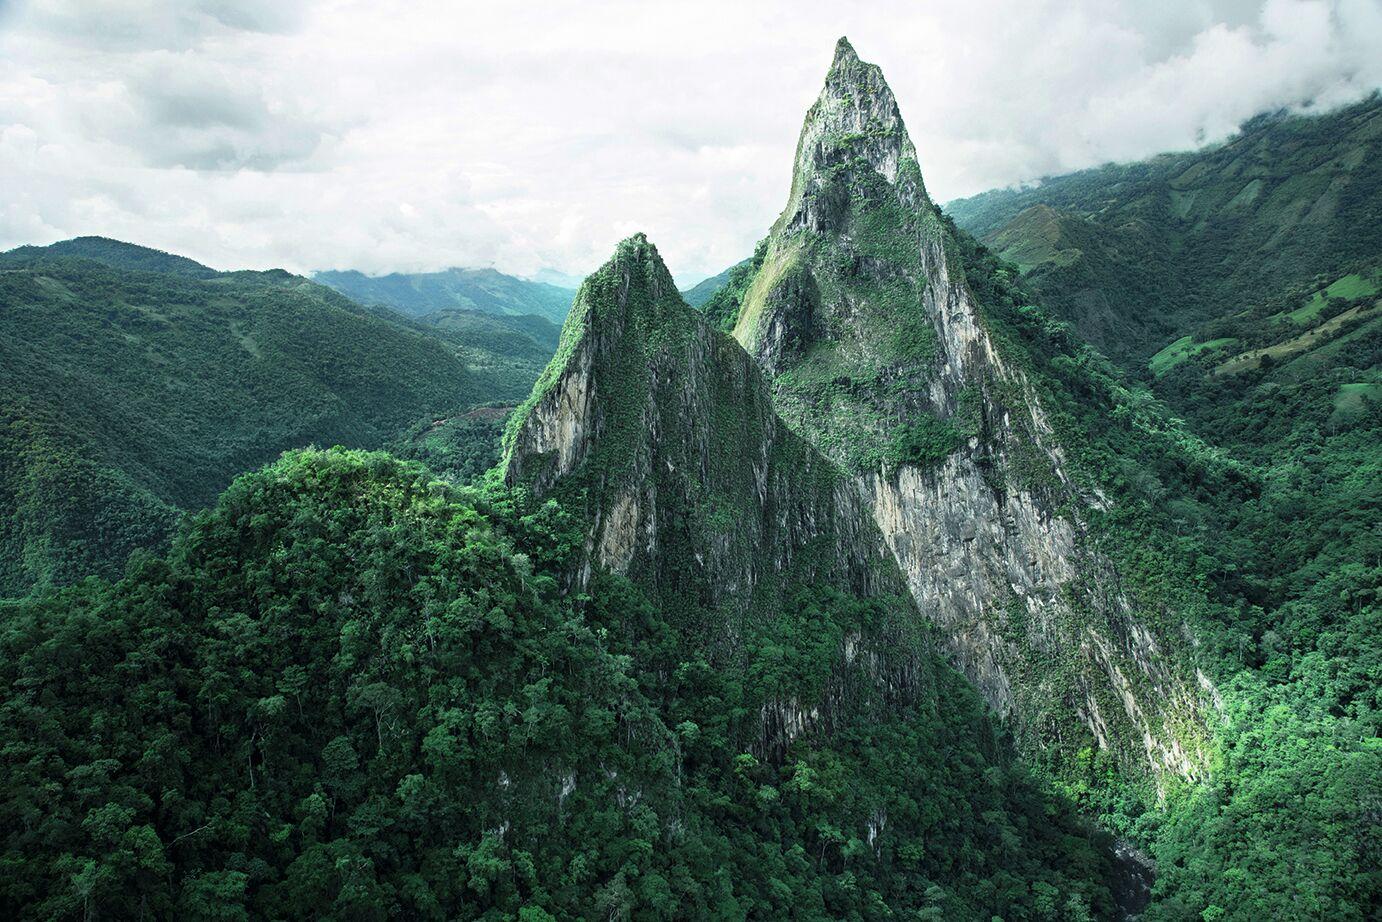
top-left (0, 245), bottom-right (541, 595)
top-left (313, 266), bottom-right (576, 323)
top-left (4, 236), bottom-right (219, 278)
top-left (947, 93), bottom-right (1382, 364)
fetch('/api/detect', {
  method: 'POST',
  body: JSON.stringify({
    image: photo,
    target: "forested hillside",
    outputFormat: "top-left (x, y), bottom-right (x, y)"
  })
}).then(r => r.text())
top-left (3, 236), bottom-right (221, 279)
top-left (680, 260), bottom-right (745, 307)
top-left (944, 87), bottom-right (1381, 920)
top-left (0, 433), bottom-right (1118, 918)
top-left (0, 244), bottom-right (541, 595)
top-left (947, 94), bottom-right (1382, 364)
top-left (717, 40), bottom-right (1379, 919)
top-left (313, 267), bottom-right (575, 323)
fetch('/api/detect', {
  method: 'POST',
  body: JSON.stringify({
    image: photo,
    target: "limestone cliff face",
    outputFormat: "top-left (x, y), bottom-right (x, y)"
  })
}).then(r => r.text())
top-left (733, 39), bottom-right (1212, 784)
top-left (502, 235), bottom-right (926, 750)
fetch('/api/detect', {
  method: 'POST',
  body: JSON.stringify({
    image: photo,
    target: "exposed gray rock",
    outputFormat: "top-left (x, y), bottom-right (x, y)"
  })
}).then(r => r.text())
top-left (734, 38), bottom-right (1215, 787)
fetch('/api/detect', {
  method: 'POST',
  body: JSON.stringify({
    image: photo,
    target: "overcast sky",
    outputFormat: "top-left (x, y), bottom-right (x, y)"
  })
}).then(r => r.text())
top-left (2, 1), bottom-right (1380, 285)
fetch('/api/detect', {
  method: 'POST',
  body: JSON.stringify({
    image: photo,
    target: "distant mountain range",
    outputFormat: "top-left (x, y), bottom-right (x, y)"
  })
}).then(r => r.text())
top-left (680, 260), bottom-right (746, 307)
top-left (947, 94), bottom-right (1382, 367)
top-left (312, 266), bottom-right (576, 323)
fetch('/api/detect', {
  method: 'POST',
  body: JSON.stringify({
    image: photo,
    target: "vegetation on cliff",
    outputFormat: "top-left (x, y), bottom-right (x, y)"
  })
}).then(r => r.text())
top-left (0, 448), bottom-right (1118, 920)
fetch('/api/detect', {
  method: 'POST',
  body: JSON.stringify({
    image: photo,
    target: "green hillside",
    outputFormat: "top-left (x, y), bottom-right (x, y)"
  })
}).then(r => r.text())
top-left (313, 266), bottom-right (575, 323)
top-left (0, 246), bottom-right (536, 596)
top-left (948, 94), bottom-right (1382, 364)
top-left (725, 40), bottom-right (1380, 920)
top-left (0, 32), bottom-right (1379, 922)
top-left (416, 308), bottom-right (559, 363)
top-left (3, 236), bottom-right (220, 279)
top-left (680, 259), bottom-right (746, 307)
top-left (943, 89), bottom-right (1381, 921)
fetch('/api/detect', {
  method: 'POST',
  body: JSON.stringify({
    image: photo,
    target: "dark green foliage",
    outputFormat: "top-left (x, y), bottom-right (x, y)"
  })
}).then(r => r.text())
top-left (423, 309), bottom-right (559, 354)
top-left (3, 236), bottom-right (219, 278)
top-left (388, 409), bottom-right (512, 485)
top-left (886, 414), bottom-right (963, 469)
top-left (313, 267), bottom-right (576, 323)
top-left (408, 309), bottom-right (559, 399)
top-left (699, 241), bottom-right (768, 331)
top-left (942, 213), bottom-right (1382, 920)
top-left (0, 250), bottom-right (529, 595)
top-left (0, 448), bottom-right (1118, 920)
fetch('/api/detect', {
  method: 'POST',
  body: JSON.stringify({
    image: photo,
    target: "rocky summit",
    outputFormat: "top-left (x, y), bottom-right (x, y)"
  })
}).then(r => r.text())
top-left (731, 38), bottom-right (1213, 787)
top-left (502, 234), bottom-right (925, 725)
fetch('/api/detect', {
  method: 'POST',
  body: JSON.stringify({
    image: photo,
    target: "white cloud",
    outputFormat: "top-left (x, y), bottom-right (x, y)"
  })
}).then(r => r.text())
top-left (0, 0), bottom-right (1378, 284)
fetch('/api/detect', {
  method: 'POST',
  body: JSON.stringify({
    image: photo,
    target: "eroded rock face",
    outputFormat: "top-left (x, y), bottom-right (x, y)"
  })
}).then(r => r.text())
top-left (505, 235), bottom-right (896, 610)
top-left (734, 39), bottom-right (1213, 785)
top-left (502, 234), bottom-right (928, 748)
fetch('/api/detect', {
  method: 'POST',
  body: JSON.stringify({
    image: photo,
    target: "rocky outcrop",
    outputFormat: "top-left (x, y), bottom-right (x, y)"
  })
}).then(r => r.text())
top-left (502, 235), bottom-right (928, 749)
top-left (504, 234), bottom-right (898, 610)
top-left (732, 38), bottom-right (1213, 786)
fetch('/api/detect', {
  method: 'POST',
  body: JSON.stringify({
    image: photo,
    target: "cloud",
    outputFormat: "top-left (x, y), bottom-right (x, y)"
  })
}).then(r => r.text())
top-left (6, 0), bottom-right (302, 51)
top-left (118, 52), bottom-right (328, 169)
top-left (0, 0), bottom-right (1378, 283)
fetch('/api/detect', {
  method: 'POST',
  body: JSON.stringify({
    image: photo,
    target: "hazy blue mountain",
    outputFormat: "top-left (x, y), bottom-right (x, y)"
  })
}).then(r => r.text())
top-left (680, 259), bottom-right (747, 307)
top-left (313, 266), bottom-right (576, 323)
top-left (531, 266), bottom-right (587, 289)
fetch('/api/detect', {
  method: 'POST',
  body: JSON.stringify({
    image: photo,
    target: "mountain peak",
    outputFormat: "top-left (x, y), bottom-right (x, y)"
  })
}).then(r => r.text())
top-left (729, 38), bottom-right (1213, 787)
top-left (3, 236), bottom-right (218, 278)
top-left (777, 40), bottom-right (927, 236)
top-left (831, 35), bottom-right (858, 67)
top-left (612, 231), bottom-right (656, 265)
top-left (503, 233), bottom-right (688, 494)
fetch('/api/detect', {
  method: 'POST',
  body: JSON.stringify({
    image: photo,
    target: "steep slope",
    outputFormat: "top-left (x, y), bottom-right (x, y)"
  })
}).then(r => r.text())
top-left (0, 455), bottom-right (1121, 916)
top-left (503, 234), bottom-right (899, 627)
top-left (730, 39), bottom-right (1213, 788)
top-left (948, 96), bottom-right (1382, 920)
top-left (698, 242), bottom-right (768, 332)
top-left (0, 247), bottom-right (531, 595)
top-left (494, 233), bottom-right (1124, 916)
top-left (947, 94), bottom-right (1382, 364)
top-left (314, 266), bottom-right (575, 323)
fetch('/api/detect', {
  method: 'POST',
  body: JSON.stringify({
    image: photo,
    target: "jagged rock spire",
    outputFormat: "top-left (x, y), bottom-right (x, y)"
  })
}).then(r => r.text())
top-left (832, 35), bottom-right (857, 65)
top-left (729, 39), bottom-right (1213, 787)
top-left (502, 232), bottom-right (680, 495)
top-left (502, 232), bottom-right (911, 634)
top-left (780, 38), bottom-right (928, 236)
